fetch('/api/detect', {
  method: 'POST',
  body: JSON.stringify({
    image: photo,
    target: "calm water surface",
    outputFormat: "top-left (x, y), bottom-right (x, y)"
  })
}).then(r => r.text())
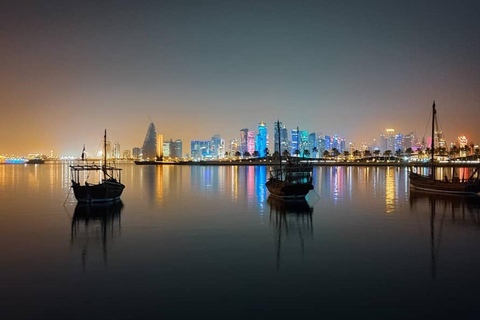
top-left (1, 163), bottom-right (480, 319)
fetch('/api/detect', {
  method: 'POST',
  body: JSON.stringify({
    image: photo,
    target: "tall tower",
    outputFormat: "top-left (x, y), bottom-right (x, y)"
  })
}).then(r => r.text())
top-left (239, 128), bottom-right (248, 154)
top-left (247, 130), bottom-right (255, 155)
top-left (291, 128), bottom-right (299, 155)
top-left (386, 129), bottom-right (395, 152)
top-left (156, 134), bottom-right (164, 160)
top-left (256, 122), bottom-right (267, 157)
top-left (142, 122), bottom-right (157, 160)
top-left (273, 121), bottom-right (288, 153)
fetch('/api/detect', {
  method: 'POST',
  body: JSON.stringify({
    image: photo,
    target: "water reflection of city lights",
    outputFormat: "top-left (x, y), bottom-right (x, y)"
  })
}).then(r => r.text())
top-left (255, 166), bottom-right (267, 213)
top-left (231, 166), bottom-right (238, 202)
top-left (385, 167), bottom-right (395, 214)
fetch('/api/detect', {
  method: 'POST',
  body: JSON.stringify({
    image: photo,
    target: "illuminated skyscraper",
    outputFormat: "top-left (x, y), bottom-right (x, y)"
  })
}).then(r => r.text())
top-left (274, 121), bottom-right (289, 154)
top-left (291, 128), bottom-right (299, 155)
top-left (386, 129), bottom-right (395, 152)
top-left (281, 126), bottom-right (288, 153)
top-left (112, 141), bottom-right (121, 159)
top-left (171, 139), bottom-right (182, 158)
top-left (229, 139), bottom-right (238, 156)
top-left (458, 136), bottom-right (468, 148)
top-left (156, 134), bottom-right (164, 160)
top-left (394, 134), bottom-right (404, 153)
top-left (132, 147), bottom-right (141, 159)
top-left (317, 136), bottom-right (326, 156)
top-left (247, 131), bottom-right (255, 155)
top-left (339, 137), bottom-right (346, 153)
top-left (256, 122), bottom-right (267, 157)
top-left (380, 134), bottom-right (386, 153)
top-left (324, 135), bottom-right (331, 151)
top-left (300, 131), bottom-right (308, 155)
top-left (191, 140), bottom-right (211, 159)
top-left (163, 141), bottom-right (170, 157)
top-left (142, 122), bottom-right (157, 160)
top-left (404, 133), bottom-right (415, 150)
top-left (211, 134), bottom-right (222, 159)
top-left (308, 133), bottom-right (316, 157)
top-left (239, 129), bottom-right (248, 154)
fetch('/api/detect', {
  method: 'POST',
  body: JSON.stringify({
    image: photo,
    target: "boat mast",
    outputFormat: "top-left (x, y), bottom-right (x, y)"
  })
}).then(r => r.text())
top-left (297, 126), bottom-right (300, 165)
top-left (277, 120), bottom-right (282, 175)
top-left (431, 101), bottom-right (436, 181)
top-left (103, 129), bottom-right (107, 181)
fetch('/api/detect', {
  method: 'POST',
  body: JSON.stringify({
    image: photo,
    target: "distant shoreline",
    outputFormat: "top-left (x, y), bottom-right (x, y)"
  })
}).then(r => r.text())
top-left (134, 160), bottom-right (480, 168)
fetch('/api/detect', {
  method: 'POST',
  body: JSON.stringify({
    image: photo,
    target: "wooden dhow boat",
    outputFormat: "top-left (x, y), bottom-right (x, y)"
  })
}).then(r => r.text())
top-left (70, 130), bottom-right (125, 202)
top-left (409, 102), bottom-right (480, 196)
top-left (265, 121), bottom-right (314, 199)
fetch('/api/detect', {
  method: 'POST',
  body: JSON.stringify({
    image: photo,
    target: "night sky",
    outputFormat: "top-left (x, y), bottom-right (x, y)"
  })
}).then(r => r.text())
top-left (1, 0), bottom-right (480, 155)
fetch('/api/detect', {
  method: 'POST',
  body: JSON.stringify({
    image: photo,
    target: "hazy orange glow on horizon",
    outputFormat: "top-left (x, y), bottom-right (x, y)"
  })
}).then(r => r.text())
top-left (1, 0), bottom-right (479, 156)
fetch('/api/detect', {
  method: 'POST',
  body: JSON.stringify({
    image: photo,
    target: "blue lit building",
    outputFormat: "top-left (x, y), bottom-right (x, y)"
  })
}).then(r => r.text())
top-left (300, 131), bottom-right (308, 155)
top-left (308, 133), bottom-right (317, 157)
top-left (317, 136), bottom-right (326, 156)
top-left (273, 121), bottom-right (282, 153)
top-left (324, 135), bottom-right (331, 151)
top-left (211, 134), bottom-right (222, 159)
top-left (291, 128), bottom-right (299, 155)
top-left (395, 134), bottom-right (404, 153)
top-left (256, 122), bottom-right (268, 157)
top-left (190, 140), bottom-right (211, 160)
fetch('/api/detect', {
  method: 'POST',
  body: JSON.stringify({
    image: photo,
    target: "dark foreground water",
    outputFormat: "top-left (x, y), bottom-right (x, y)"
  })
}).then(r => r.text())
top-left (1, 163), bottom-right (480, 319)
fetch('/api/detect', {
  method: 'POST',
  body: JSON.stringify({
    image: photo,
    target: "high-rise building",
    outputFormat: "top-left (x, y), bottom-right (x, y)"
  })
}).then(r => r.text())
top-left (273, 121), bottom-right (282, 153)
top-left (218, 138), bottom-right (225, 158)
top-left (291, 128), bottom-right (299, 155)
top-left (191, 140), bottom-right (211, 159)
top-left (404, 133), bottom-right (414, 151)
top-left (435, 130), bottom-right (446, 149)
top-left (317, 136), bottom-right (326, 156)
top-left (239, 129), bottom-right (248, 154)
top-left (123, 150), bottom-right (131, 159)
top-left (229, 139), bottom-right (238, 157)
top-left (112, 141), bottom-right (121, 159)
top-left (163, 141), bottom-right (170, 157)
top-left (173, 139), bottom-right (183, 159)
top-left (394, 134), bottom-right (404, 153)
top-left (256, 122), bottom-right (268, 157)
top-left (333, 135), bottom-right (339, 151)
top-left (132, 147), bottom-right (141, 159)
top-left (274, 121), bottom-right (289, 154)
top-left (339, 137), bottom-right (346, 153)
top-left (300, 131), bottom-right (308, 155)
top-left (349, 142), bottom-right (356, 154)
top-left (324, 135), bottom-right (331, 151)
top-left (211, 134), bottom-right (222, 159)
top-left (171, 139), bottom-right (182, 158)
top-left (380, 134), bottom-right (386, 153)
top-left (386, 129), bottom-right (395, 152)
top-left (247, 131), bottom-right (255, 155)
top-left (308, 133), bottom-right (316, 157)
top-left (156, 134), bottom-right (164, 160)
top-left (142, 122), bottom-right (157, 160)
top-left (458, 136), bottom-right (468, 148)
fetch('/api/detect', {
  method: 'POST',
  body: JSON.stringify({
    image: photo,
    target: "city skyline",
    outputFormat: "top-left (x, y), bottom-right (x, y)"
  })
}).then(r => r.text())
top-left (1, 1), bottom-right (480, 155)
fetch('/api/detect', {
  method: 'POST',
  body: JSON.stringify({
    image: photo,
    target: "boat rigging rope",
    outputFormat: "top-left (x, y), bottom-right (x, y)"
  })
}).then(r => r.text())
top-left (63, 186), bottom-right (72, 205)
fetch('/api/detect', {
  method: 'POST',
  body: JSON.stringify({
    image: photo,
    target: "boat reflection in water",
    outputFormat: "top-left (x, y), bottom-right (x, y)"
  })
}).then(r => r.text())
top-left (71, 200), bottom-right (124, 270)
top-left (409, 191), bottom-right (480, 279)
top-left (268, 196), bottom-right (314, 270)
